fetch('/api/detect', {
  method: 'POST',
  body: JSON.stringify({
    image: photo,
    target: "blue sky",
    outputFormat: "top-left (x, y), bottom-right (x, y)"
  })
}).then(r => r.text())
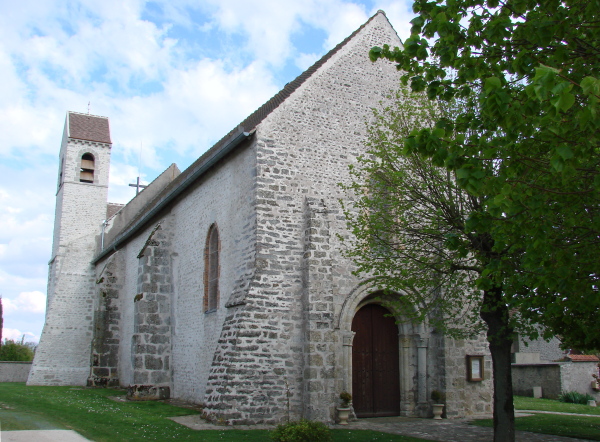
top-left (0, 0), bottom-right (414, 343)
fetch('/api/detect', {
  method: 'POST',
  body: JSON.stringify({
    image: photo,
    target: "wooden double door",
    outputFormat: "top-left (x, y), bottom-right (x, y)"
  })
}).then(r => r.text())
top-left (351, 304), bottom-right (400, 417)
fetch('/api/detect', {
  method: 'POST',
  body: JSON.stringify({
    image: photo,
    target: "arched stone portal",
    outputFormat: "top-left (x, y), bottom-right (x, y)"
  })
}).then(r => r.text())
top-left (351, 304), bottom-right (400, 417)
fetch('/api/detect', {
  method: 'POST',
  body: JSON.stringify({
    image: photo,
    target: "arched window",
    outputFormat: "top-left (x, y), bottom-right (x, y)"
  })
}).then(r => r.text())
top-left (204, 224), bottom-right (220, 312)
top-left (80, 153), bottom-right (95, 183)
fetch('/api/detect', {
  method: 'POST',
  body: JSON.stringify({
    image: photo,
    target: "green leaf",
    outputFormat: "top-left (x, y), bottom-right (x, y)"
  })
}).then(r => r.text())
top-left (533, 65), bottom-right (559, 80)
top-left (369, 47), bottom-right (382, 62)
top-left (484, 77), bottom-right (501, 91)
top-left (580, 76), bottom-right (600, 96)
top-left (550, 156), bottom-right (564, 172)
top-left (553, 90), bottom-right (575, 112)
top-left (432, 128), bottom-right (445, 138)
top-left (556, 145), bottom-right (574, 160)
top-left (456, 168), bottom-right (470, 179)
top-left (410, 16), bottom-right (425, 27)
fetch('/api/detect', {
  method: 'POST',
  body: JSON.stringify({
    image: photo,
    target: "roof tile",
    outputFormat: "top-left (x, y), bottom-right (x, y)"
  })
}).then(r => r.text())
top-left (69, 112), bottom-right (112, 144)
top-left (566, 354), bottom-right (599, 362)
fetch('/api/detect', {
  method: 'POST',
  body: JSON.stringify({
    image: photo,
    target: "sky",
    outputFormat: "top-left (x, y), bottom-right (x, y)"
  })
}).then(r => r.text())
top-left (0, 0), bottom-right (415, 344)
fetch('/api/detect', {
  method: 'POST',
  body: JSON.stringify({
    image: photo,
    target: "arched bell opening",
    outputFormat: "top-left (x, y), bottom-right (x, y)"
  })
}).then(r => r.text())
top-left (80, 153), bottom-right (95, 183)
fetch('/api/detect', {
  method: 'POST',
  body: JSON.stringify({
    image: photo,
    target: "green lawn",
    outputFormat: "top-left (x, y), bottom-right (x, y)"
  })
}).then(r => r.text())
top-left (0, 383), bottom-right (428, 441)
top-left (514, 395), bottom-right (600, 416)
top-left (471, 396), bottom-right (600, 441)
top-left (472, 414), bottom-right (600, 441)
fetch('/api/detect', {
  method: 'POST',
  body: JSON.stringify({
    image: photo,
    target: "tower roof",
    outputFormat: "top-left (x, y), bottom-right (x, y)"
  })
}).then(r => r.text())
top-left (68, 112), bottom-right (112, 144)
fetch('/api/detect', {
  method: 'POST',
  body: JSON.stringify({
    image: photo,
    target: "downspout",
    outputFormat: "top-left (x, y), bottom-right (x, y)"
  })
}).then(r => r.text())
top-left (101, 220), bottom-right (108, 250)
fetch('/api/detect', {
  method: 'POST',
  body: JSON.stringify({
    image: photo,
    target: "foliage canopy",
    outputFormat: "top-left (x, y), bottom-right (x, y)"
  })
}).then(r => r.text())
top-left (0, 339), bottom-right (35, 361)
top-left (343, 89), bottom-right (490, 338)
top-left (370, 0), bottom-right (600, 349)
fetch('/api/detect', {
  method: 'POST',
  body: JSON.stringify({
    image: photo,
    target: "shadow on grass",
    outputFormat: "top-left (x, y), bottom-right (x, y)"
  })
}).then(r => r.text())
top-left (0, 409), bottom-right (64, 431)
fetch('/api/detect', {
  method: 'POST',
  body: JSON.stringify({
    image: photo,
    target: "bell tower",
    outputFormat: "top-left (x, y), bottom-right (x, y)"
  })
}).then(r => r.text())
top-left (28, 112), bottom-right (112, 386)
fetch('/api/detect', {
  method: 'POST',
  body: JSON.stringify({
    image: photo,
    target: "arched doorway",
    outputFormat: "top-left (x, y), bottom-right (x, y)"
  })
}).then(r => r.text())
top-left (352, 304), bottom-right (400, 417)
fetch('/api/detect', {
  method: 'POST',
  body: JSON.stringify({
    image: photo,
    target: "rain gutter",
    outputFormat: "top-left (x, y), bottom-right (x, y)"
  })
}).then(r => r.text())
top-left (92, 128), bottom-right (254, 264)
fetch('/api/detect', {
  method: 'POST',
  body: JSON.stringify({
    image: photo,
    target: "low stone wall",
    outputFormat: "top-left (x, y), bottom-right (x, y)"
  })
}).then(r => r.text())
top-left (560, 361), bottom-right (600, 399)
top-left (0, 362), bottom-right (32, 382)
top-left (512, 363), bottom-right (562, 398)
top-left (512, 361), bottom-right (600, 400)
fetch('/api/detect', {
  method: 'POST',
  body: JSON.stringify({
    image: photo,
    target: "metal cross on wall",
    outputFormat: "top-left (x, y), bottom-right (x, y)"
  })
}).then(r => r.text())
top-left (129, 177), bottom-right (148, 195)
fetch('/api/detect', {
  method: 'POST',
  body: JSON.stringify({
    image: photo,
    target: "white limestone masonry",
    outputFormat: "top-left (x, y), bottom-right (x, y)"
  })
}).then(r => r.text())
top-left (29, 114), bottom-right (111, 386)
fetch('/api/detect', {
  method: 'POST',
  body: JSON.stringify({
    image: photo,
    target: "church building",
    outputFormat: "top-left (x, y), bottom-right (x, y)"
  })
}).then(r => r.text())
top-left (29, 11), bottom-right (493, 424)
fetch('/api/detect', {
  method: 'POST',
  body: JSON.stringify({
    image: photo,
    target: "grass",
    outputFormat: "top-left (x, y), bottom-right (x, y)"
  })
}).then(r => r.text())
top-left (514, 395), bottom-right (600, 415)
top-left (0, 383), bottom-right (430, 441)
top-left (472, 414), bottom-right (600, 440)
top-left (471, 396), bottom-right (600, 441)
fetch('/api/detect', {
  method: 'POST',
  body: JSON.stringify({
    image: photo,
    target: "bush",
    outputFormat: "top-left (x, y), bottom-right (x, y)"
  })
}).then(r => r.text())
top-left (558, 391), bottom-right (595, 405)
top-left (339, 391), bottom-right (352, 408)
top-left (0, 339), bottom-right (35, 361)
top-left (271, 419), bottom-right (333, 442)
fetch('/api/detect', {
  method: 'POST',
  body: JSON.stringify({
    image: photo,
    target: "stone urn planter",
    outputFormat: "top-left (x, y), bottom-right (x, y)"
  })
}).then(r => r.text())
top-left (337, 407), bottom-right (351, 425)
top-left (431, 390), bottom-right (445, 420)
top-left (432, 403), bottom-right (445, 419)
top-left (337, 391), bottom-right (352, 425)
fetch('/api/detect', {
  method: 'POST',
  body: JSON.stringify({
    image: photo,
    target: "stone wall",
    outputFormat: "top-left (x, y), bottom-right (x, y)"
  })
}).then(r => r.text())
top-left (91, 136), bottom-right (258, 406)
top-left (512, 361), bottom-right (600, 400)
top-left (512, 363), bottom-right (562, 398)
top-left (443, 335), bottom-right (493, 418)
top-left (0, 362), bottom-right (32, 382)
top-left (88, 252), bottom-right (124, 387)
top-left (169, 138), bottom-right (258, 405)
top-left (515, 335), bottom-right (565, 362)
top-left (560, 361), bottom-right (600, 400)
top-left (199, 12), bottom-right (494, 423)
top-left (130, 219), bottom-right (174, 396)
top-left (200, 12), bottom-right (406, 424)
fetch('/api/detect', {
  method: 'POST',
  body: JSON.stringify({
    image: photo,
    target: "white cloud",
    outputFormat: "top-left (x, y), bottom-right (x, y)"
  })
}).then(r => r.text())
top-left (317, 2), bottom-right (369, 50)
top-left (2, 328), bottom-right (39, 343)
top-left (295, 53), bottom-right (321, 72)
top-left (3, 292), bottom-right (46, 315)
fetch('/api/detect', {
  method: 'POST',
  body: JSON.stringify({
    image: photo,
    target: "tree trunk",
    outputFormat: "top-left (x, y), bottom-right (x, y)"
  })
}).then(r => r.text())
top-left (481, 287), bottom-right (515, 442)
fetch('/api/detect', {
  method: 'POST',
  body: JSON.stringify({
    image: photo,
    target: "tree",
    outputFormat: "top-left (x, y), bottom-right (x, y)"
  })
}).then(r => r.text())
top-left (344, 89), bottom-right (523, 441)
top-left (370, 0), bottom-right (600, 349)
top-left (366, 3), bottom-right (599, 440)
top-left (0, 338), bottom-right (35, 362)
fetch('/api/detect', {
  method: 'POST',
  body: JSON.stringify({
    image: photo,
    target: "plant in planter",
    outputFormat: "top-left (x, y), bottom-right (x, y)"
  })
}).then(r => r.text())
top-left (337, 391), bottom-right (352, 425)
top-left (431, 390), bottom-right (445, 420)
